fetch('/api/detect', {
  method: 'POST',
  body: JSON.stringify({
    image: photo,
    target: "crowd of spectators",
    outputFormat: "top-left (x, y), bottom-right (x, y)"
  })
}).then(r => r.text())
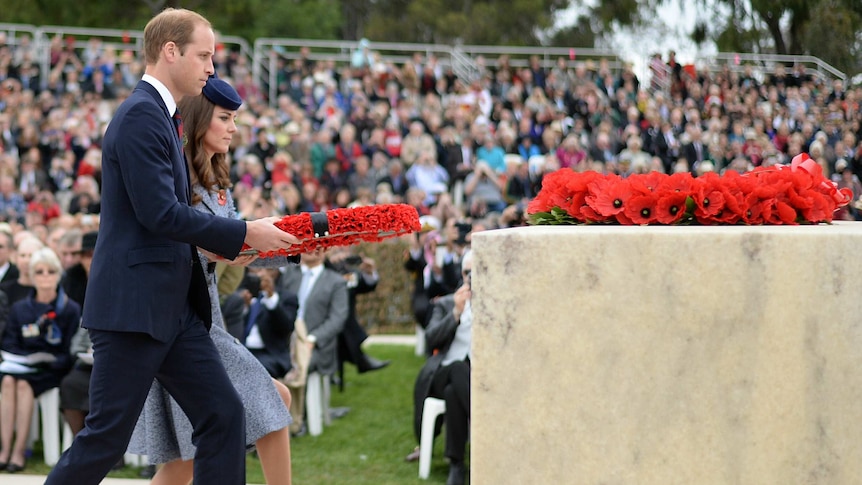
top-left (1, 32), bottom-right (862, 247)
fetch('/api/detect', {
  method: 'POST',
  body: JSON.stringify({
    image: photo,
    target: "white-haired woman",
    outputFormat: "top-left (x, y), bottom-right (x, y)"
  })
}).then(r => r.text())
top-left (0, 247), bottom-right (80, 473)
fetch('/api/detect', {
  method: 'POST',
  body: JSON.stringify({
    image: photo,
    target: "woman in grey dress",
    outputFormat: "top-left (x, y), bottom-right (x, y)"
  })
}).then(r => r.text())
top-left (128, 75), bottom-right (294, 485)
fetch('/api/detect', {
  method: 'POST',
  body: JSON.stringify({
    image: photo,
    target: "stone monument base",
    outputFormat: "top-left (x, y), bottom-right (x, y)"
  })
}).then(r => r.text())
top-left (471, 223), bottom-right (862, 484)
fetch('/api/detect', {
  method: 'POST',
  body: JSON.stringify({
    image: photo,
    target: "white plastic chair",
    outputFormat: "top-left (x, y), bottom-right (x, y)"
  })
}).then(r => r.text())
top-left (26, 387), bottom-right (62, 466)
top-left (418, 397), bottom-right (446, 479)
top-left (305, 371), bottom-right (331, 437)
top-left (415, 325), bottom-right (426, 356)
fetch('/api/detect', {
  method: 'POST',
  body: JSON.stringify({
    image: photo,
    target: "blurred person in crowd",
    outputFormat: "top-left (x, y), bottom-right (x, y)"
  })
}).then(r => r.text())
top-left (378, 158), bottom-right (410, 200)
top-left (555, 134), bottom-right (587, 170)
top-left (401, 120), bottom-right (436, 168)
top-left (58, 231), bottom-right (97, 441)
top-left (504, 155), bottom-right (534, 203)
top-left (0, 230), bottom-right (18, 288)
top-left (56, 228), bottom-right (83, 272)
top-left (17, 148), bottom-right (49, 200)
top-left (406, 150), bottom-right (449, 206)
top-left (335, 123), bottom-right (363, 172)
top-left (67, 175), bottom-right (102, 215)
top-left (1, 236), bottom-right (43, 304)
top-left (0, 247), bottom-right (80, 473)
top-left (26, 189), bottom-right (62, 226)
top-left (0, 175), bottom-right (27, 224)
top-left (833, 158), bottom-right (862, 221)
top-left (310, 127), bottom-right (336, 179)
top-left (347, 154), bottom-right (377, 197)
top-left (464, 160), bottom-right (505, 217)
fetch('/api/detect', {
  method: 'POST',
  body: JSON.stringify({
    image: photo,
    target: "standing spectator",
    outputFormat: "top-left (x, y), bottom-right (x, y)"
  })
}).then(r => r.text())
top-left (279, 249), bottom-right (349, 435)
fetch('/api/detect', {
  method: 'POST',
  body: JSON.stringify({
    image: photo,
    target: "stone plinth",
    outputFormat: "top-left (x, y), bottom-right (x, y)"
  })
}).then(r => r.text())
top-left (470, 223), bottom-right (862, 485)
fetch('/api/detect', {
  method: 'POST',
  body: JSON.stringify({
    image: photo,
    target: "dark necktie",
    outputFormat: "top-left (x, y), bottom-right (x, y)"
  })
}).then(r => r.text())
top-left (243, 297), bottom-right (261, 342)
top-left (173, 111), bottom-right (184, 142)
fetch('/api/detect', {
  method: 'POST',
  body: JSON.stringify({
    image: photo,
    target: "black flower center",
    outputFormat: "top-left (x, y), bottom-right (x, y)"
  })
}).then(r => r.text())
top-left (669, 205), bottom-right (679, 215)
top-left (703, 198), bottom-right (710, 207)
top-left (640, 208), bottom-right (651, 218)
top-left (613, 199), bottom-right (623, 208)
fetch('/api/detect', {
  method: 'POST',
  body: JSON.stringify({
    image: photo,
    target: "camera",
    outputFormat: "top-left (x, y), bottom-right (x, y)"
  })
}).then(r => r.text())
top-left (344, 255), bottom-right (363, 267)
top-left (454, 222), bottom-right (472, 245)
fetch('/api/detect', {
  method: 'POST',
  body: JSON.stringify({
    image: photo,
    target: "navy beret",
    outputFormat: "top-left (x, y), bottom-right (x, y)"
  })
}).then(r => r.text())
top-left (202, 74), bottom-right (242, 110)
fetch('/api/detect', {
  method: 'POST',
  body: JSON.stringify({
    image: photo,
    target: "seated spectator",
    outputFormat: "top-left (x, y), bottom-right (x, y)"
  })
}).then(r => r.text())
top-left (56, 228), bottom-right (83, 273)
top-left (26, 190), bottom-right (62, 226)
top-left (378, 158), bottom-right (410, 199)
top-left (0, 247), bottom-right (80, 473)
top-left (223, 271), bottom-right (298, 379)
top-left (405, 151), bottom-right (449, 206)
top-left (463, 161), bottom-right (506, 217)
top-left (0, 175), bottom-right (27, 224)
top-left (409, 250), bottom-right (473, 485)
top-left (67, 175), bottom-right (102, 215)
top-left (1, 237), bottom-right (44, 305)
top-left (0, 230), bottom-right (19, 288)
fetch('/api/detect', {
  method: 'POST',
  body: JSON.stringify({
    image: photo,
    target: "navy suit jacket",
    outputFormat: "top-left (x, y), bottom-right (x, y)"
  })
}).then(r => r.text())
top-left (84, 81), bottom-right (246, 342)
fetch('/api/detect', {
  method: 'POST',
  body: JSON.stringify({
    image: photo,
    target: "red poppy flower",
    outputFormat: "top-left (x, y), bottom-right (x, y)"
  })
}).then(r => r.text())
top-left (588, 175), bottom-right (633, 217)
top-left (655, 191), bottom-right (690, 224)
top-left (624, 193), bottom-right (659, 225)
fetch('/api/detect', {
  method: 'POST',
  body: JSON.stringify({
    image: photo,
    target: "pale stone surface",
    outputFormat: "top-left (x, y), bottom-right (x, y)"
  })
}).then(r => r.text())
top-left (470, 223), bottom-right (862, 485)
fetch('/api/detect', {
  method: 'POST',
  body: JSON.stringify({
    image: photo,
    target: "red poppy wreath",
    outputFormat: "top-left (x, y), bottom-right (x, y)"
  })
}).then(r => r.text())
top-left (241, 203), bottom-right (421, 257)
top-left (527, 153), bottom-right (853, 226)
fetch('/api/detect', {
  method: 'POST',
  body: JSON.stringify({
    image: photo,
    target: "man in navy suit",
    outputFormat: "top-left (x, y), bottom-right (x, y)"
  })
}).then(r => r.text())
top-left (45, 9), bottom-right (299, 485)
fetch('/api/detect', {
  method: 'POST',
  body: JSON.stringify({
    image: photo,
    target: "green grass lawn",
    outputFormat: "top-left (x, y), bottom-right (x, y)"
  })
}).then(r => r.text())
top-left (22, 343), bottom-right (456, 484)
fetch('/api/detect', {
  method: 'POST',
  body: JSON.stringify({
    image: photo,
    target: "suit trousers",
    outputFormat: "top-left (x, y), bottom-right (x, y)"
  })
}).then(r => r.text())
top-left (45, 315), bottom-right (246, 485)
top-left (430, 360), bottom-right (470, 462)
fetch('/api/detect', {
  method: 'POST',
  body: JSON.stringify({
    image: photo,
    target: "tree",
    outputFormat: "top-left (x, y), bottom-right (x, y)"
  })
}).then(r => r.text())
top-left (361, 0), bottom-right (568, 45)
top-left (588, 0), bottom-right (862, 74)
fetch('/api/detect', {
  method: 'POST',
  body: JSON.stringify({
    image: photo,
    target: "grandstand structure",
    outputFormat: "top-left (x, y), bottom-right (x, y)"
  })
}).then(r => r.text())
top-left (0, 22), bottom-right (848, 108)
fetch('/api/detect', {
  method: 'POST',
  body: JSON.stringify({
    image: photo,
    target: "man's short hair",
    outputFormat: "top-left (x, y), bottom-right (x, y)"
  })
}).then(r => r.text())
top-left (143, 8), bottom-right (211, 65)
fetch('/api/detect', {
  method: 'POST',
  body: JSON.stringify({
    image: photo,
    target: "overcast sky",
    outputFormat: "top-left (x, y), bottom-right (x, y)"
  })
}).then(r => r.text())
top-left (554, 0), bottom-right (719, 81)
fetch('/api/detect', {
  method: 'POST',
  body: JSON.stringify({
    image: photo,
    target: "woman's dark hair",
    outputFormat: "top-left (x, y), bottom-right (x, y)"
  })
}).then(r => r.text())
top-left (177, 93), bottom-right (233, 204)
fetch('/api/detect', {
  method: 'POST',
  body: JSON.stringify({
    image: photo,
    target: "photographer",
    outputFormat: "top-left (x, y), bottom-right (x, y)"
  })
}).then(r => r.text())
top-left (463, 160), bottom-right (506, 217)
top-left (326, 247), bottom-right (390, 386)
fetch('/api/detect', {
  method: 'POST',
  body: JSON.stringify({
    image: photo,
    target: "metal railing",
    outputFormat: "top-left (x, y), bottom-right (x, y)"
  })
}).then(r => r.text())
top-left (704, 52), bottom-right (846, 83)
top-left (2, 22), bottom-right (848, 107)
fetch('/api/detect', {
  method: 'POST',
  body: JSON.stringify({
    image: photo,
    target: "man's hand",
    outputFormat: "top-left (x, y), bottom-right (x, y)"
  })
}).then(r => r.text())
top-left (245, 216), bottom-right (301, 252)
top-left (199, 248), bottom-right (258, 266)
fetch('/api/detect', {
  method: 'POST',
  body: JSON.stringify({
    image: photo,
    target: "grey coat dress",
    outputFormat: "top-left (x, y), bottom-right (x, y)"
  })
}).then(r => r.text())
top-left (127, 185), bottom-right (293, 463)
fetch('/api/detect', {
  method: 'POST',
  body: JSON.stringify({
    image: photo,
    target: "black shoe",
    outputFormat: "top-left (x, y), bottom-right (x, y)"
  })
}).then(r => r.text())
top-left (5, 458), bottom-right (25, 473)
top-left (357, 355), bottom-right (391, 373)
top-left (446, 461), bottom-right (467, 485)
